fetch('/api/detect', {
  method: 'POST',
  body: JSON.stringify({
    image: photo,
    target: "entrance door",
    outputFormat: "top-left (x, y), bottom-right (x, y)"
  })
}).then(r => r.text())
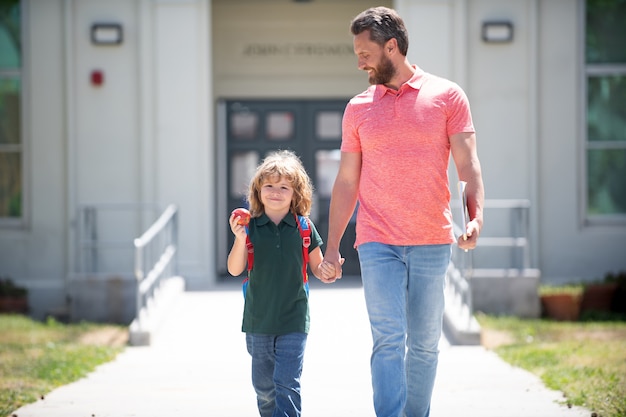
top-left (217, 99), bottom-right (360, 277)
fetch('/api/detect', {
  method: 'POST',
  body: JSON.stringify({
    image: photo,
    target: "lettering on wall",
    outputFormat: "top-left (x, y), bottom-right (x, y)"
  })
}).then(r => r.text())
top-left (243, 42), bottom-right (354, 57)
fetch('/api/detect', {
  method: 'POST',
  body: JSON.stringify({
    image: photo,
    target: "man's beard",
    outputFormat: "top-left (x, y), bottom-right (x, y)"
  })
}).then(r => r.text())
top-left (367, 54), bottom-right (396, 85)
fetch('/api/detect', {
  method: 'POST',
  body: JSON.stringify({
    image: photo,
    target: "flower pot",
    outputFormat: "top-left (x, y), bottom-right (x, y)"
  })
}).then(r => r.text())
top-left (612, 285), bottom-right (626, 314)
top-left (0, 296), bottom-right (29, 314)
top-left (581, 283), bottom-right (618, 313)
top-left (540, 293), bottom-right (581, 321)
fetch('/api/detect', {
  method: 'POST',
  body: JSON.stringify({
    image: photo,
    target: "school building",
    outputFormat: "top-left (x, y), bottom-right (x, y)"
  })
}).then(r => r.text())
top-left (1, 0), bottom-right (625, 323)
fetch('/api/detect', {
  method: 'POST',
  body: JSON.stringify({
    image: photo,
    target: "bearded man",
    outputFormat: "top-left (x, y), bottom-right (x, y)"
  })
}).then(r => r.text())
top-left (322, 6), bottom-right (485, 417)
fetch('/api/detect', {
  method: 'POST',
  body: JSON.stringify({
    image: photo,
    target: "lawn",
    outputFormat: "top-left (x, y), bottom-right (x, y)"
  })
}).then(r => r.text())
top-left (477, 313), bottom-right (626, 417)
top-left (0, 314), bottom-right (127, 417)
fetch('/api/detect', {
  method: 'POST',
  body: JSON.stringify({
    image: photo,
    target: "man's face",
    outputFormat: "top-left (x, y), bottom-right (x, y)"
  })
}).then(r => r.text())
top-left (353, 30), bottom-right (396, 85)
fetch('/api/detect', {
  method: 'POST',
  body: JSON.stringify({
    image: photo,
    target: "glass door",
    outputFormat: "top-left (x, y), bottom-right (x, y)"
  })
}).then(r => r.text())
top-left (218, 99), bottom-right (361, 277)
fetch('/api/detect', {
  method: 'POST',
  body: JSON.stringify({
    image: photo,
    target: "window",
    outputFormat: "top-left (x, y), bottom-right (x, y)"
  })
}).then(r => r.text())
top-left (585, 0), bottom-right (626, 219)
top-left (230, 110), bottom-right (258, 140)
top-left (0, 0), bottom-right (22, 224)
top-left (315, 110), bottom-right (342, 140)
top-left (266, 111), bottom-right (294, 141)
top-left (230, 151), bottom-right (259, 198)
top-left (315, 150), bottom-right (340, 198)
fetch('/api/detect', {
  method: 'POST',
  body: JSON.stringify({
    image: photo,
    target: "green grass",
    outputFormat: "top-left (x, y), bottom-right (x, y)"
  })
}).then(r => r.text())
top-left (477, 314), bottom-right (626, 417)
top-left (0, 314), bottom-right (126, 417)
top-left (538, 283), bottom-right (584, 296)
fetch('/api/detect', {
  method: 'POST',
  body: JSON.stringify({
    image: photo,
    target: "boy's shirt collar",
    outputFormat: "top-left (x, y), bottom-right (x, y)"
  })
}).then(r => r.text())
top-left (255, 212), bottom-right (297, 227)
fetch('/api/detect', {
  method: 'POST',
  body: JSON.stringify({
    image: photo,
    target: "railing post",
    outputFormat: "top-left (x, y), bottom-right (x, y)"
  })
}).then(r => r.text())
top-left (134, 241), bottom-right (144, 326)
top-left (172, 208), bottom-right (179, 276)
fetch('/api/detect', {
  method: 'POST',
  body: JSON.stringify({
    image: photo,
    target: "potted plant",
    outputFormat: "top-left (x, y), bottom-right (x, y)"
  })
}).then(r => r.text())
top-left (539, 284), bottom-right (583, 321)
top-left (609, 271), bottom-right (626, 316)
top-left (580, 271), bottom-right (621, 315)
top-left (0, 276), bottom-right (29, 314)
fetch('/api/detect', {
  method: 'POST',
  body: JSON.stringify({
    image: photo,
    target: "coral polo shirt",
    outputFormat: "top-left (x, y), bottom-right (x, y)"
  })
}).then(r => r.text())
top-left (341, 66), bottom-right (475, 247)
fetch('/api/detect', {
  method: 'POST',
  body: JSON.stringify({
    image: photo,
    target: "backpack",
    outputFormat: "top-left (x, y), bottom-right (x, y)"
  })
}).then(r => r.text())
top-left (242, 213), bottom-right (312, 297)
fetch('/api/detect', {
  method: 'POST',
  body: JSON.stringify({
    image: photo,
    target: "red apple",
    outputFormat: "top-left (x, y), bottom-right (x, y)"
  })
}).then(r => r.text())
top-left (231, 208), bottom-right (250, 226)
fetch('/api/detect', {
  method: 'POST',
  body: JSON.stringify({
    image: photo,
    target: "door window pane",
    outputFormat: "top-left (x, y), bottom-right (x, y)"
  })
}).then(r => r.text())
top-left (316, 110), bottom-right (342, 140)
top-left (587, 149), bottom-right (626, 215)
top-left (230, 111), bottom-right (259, 140)
top-left (230, 151), bottom-right (259, 199)
top-left (315, 150), bottom-right (340, 198)
top-left (266, 111), bottom-right (294, 141)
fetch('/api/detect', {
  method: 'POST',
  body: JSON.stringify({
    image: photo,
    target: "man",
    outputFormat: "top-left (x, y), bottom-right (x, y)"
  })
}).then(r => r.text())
top-left (321, 6), bottom-right (485, 417)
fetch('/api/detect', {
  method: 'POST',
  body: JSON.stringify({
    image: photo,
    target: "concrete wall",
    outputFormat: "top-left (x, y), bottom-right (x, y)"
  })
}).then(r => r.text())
top-left (212, 0), bottom-right (390, 99)
top-left (152, 1), bottom-right (212, 290)
top-left (0, 0), bottom-right (213, 320)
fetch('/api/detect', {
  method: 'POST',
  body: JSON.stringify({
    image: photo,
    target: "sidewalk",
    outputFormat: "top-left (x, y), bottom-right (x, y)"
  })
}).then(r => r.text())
top-left (12, 280), bottom-right (591, 417)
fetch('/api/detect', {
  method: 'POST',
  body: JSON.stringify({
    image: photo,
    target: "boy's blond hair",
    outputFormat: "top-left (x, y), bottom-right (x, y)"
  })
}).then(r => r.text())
top-left (247, 150), bottom-right (314, 218)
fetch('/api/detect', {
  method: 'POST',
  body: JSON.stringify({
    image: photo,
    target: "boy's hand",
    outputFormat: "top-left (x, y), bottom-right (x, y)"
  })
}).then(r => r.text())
top-left (229, 209), bottom-right (248, 241)
top-left (317, 258), bottom-right (344, 283)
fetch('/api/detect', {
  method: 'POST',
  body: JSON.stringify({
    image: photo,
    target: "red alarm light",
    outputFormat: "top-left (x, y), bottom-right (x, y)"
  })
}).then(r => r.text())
top-left (91, 70), bottom-right (104, 86)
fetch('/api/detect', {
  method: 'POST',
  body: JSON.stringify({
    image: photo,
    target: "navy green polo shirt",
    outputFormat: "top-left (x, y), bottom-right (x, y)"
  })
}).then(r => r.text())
top-left (242, 212), bottom-right (322, 335)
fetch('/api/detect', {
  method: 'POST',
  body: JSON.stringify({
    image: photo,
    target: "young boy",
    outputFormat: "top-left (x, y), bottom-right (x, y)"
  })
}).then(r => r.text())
top-left (227, 150), bottom-right (334, 417)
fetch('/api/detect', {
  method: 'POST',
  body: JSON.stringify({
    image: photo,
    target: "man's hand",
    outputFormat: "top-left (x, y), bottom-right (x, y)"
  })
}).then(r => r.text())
top-left (457, 218), bottom-right (481, 251)
top-left (321, 251), bottom-right (345, 282)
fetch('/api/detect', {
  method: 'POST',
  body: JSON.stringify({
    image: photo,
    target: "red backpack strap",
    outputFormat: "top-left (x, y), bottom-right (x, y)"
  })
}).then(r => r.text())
top-left (245, 225), bottom-right (253, 276)
top-left (245, 216), bottom-right (311, 287)
top-left (295, 214), bottom-right (311, 284)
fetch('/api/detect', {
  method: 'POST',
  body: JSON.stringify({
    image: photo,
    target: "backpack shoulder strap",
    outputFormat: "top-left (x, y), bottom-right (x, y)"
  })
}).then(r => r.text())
top-left (245, 215), bottom-right (311, 285)
top-left (295, 214), bottom-right (311, 284)
top-left (245, 225), bottom-right (254, 274)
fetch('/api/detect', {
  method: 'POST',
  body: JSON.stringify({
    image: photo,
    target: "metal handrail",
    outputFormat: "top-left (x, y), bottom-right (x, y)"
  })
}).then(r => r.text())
top-left (133, 204), bottom-right (179, 328)
top-left (446, 221), bottom-right (475, 330)
top-left (450, 198), bottom-right (532, 270)
top-left (446, 199), bottom-right (533, 332)
top-left (75, 203), bottom-right (161, 276)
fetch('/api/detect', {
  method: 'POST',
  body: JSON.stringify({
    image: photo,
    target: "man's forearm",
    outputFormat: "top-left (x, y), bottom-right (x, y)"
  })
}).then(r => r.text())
top-left (464, 168), bottom-right (485, 229)
top-left (326, 182), bottom-right (358, 252)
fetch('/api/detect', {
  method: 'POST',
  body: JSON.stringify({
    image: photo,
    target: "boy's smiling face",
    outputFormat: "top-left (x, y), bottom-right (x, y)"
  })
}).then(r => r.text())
top-left (260, 175), bottom-right (294, 217)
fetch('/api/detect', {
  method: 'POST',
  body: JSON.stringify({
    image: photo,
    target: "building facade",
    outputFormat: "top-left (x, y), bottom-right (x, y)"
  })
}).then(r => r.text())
top-left (0, 0), bottom-right (625, 321)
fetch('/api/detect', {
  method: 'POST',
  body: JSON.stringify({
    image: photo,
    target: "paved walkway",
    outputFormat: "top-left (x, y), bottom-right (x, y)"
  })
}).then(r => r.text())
top-left (13, 280), bottom-right (591, 417)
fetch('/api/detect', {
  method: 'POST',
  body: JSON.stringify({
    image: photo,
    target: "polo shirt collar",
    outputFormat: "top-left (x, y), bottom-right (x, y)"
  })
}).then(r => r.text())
top-left (374, 65), bottom-right (426, 100)
top-left (406, 65), bottom-right (426, 90)
top-left (256, 212), bottom-right (297, 227)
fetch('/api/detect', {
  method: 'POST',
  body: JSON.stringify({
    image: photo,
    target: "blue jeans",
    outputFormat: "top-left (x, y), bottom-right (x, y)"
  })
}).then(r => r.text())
top-left (358, 242), bottom-right (451, 417)
top-left (246, 333), bottom-right (307, 417)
